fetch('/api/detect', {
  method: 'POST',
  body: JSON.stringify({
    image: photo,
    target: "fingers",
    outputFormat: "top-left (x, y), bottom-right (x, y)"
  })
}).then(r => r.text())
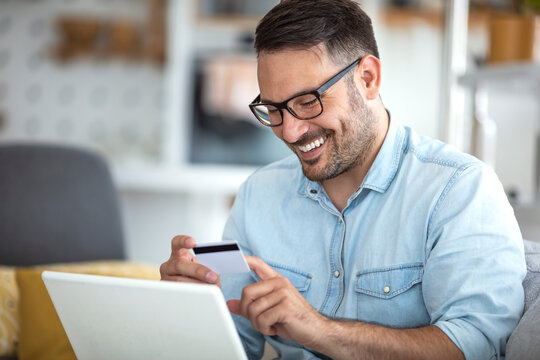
top-left (233, 287), bottom-right (288, 335)
top-left (227, 299), bottom-right (241, 315)
top-left (229, 256), bottom-right (321, 341)
top-left (247, 288), bottom-right (287, 335)
top-left (239, 277), bottom-right (291, 318)
top-left (162, 259), bottom-right (218, 283)
top-left (181, 261), bottom-right (218, 283)
top-left (245, 256), bottom-right (281, 281)
top-left (228, 290), bottom-right (284, 336)
top-left (171, 235), bottom-right (196, 255)
top-left (161, 274), bottom-right (209, 284)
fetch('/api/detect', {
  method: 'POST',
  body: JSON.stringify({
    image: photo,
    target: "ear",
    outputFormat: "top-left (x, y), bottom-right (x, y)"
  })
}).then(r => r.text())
top-left (354, 55), bottom-right (381, 101)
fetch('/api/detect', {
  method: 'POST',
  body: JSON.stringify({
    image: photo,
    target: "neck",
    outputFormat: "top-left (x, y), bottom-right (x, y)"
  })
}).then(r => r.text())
top-left (321, 105), bottom-right (389, 212)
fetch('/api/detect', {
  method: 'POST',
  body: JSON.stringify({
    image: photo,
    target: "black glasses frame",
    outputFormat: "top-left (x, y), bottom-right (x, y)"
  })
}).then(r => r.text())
top-left (249, 57), bottom-right (362, 127)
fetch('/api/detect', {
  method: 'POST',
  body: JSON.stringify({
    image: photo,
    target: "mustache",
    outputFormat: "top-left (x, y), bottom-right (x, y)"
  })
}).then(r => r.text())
top-left (287, 129), bottom-right (332, 147)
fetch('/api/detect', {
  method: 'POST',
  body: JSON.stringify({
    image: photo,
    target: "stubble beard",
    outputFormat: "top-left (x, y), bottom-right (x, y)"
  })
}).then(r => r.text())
top-left (297, 80), bottom-right (378, 182)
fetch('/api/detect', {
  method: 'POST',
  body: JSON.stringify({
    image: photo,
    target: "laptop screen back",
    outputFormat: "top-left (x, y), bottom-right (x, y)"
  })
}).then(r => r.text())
top-left (42, 271), bottom-right (247, 360)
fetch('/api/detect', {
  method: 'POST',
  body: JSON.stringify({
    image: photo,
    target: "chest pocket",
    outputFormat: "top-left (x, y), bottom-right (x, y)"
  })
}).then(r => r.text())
top-left (354, 262), bottom-right (429, 328)
top-left (355, 263), bottom-right (423, 298)
top-left (253, 261), bottom-right (312, 292)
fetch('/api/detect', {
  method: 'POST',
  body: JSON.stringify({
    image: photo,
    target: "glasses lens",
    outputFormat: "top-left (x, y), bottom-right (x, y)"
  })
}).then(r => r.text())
top-left (288, 94), bottom-right (322, 119)
top-left (253, 104), bottom-right (281, 126)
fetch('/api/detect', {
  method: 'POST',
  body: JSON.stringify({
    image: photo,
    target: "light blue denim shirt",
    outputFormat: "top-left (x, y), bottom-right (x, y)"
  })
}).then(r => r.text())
top-left (221, 118), bottom-right (526, 360)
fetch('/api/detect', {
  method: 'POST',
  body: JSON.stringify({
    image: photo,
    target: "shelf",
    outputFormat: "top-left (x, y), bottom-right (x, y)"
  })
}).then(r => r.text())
top-left (198, 8), bottom-right (450, 29)
top-left (458, 62), bottom-right (540, 87)
top-left (113, 164), bottom-right (255, 195)
top-left (380, 7), bottom-right (490, 28)
top-left (196, 14), bottom-right (262, 31)
top-left (194, 7), bottom-right (492, 30)
top-left (380, 7), bottom-right (443, 26)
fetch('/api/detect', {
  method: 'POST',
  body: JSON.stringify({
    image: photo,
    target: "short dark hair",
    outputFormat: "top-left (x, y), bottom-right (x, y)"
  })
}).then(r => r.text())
top-left (254, 0), bottom-right (380, 65)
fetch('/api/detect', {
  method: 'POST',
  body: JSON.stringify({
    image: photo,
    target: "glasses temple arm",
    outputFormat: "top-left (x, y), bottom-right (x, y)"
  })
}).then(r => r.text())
top-left (317, 58), bottom-right (361, 94)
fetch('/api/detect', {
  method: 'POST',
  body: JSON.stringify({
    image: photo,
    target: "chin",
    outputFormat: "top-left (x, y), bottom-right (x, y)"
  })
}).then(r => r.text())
top-left (301, 162), bottom-right (331, 182)
top-left (295, 149), bottom-right (332, 181)
top-left (301, 155), bottom-right (352, 182)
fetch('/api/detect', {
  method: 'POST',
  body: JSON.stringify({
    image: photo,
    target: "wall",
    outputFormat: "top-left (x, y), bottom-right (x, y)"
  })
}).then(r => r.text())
top-left (376, 22), bottom-right (443, 139)
top-left (0, 0), bottom-right (163, 164)
top-left (120, 191), bottom-right (233, 264)
top-left (1, 1), bottom-right (538, 266)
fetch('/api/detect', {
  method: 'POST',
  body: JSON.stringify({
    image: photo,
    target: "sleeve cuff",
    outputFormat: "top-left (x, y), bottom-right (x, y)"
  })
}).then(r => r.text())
top-left (434, 319), bottom-right (497, 360)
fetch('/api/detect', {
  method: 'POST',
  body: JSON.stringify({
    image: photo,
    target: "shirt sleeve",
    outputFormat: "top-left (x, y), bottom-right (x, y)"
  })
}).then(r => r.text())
top-left (220, 179), bottom-right (266, 360)
top-left (424, 163), bottom-right (527, 359)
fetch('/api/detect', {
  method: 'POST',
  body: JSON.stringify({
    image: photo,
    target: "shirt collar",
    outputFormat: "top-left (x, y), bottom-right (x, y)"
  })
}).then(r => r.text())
top-left (298, 113), bottom-right (405, 199)
top-left (361, 113), bottom-right (404, 194)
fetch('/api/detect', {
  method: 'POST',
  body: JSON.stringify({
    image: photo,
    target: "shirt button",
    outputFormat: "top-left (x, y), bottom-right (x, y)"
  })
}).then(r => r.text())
top-left (383, 286), bottom-right (391, 293)
top-left (310, 189), bottom-right (317, 194)
top-left (334, 270), bottom-right (340, 278)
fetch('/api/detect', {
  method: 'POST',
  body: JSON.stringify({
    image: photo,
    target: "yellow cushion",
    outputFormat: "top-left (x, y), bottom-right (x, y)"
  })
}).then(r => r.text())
top-left (0, 266), bottom-right (18, 356)
top-left (16, 261), bottom-right (160, 360)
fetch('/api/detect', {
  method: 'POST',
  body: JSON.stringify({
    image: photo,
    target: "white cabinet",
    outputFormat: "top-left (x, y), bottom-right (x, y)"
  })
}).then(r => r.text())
top-left (459, 63), bottom-right (540, 204)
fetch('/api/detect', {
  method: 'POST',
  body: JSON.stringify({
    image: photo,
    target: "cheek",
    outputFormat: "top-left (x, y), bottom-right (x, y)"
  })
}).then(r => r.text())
top-left (339, 117), bottom-right (349, 135)
top-left (271, 127), bottom-right (282, 140)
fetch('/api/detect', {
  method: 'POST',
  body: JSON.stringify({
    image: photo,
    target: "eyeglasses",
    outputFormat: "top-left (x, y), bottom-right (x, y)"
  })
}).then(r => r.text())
top-left (249, 57), bottom-right (362, 127)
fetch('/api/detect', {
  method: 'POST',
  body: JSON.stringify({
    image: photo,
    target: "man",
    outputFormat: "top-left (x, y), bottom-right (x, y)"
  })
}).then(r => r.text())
top-left (160, 1), bottom-right (526, 359)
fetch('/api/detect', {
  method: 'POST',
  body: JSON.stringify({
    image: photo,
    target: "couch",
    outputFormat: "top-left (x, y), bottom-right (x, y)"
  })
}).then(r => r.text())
top-left (506, 239), bottom-right (540, 360)
top-left (0, 144), bottom-right (155, 360)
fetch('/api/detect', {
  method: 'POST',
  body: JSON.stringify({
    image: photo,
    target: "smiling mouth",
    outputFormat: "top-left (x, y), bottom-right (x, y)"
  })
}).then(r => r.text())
top-left (298, 136), bottom-right (325, 153)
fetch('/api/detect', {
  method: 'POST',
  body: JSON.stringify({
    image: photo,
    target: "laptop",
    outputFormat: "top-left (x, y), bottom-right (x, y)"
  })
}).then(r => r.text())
top-left (42, 271), bottom-right (248, 360)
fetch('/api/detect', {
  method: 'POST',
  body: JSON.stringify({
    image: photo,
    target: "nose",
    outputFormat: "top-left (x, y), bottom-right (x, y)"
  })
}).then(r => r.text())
top-left (279, 110), bottom-right (310, 144)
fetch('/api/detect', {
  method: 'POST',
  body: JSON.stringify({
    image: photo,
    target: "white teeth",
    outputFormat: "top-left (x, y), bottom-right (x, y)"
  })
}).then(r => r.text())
top-left (299, 137), bottom-right (325, 153)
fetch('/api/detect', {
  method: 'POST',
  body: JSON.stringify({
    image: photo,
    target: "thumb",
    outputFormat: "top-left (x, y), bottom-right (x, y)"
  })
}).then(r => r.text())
top-left (227, 299), bottom-right (241, 315)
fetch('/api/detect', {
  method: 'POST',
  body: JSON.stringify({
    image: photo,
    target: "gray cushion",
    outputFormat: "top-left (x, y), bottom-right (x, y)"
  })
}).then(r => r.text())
top-left (0, 144), bottom-right (125, 266)
top-left (506, 239), bottom-right (540, 360)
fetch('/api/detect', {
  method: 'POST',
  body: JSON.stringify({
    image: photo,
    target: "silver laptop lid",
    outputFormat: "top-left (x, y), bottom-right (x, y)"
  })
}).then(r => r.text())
top-left (42, 271), bottom-right (247, 360)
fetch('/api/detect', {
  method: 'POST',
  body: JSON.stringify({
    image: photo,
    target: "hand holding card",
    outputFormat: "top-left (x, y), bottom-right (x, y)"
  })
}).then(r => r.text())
top-left (193, 241), bottom-right (250, 275)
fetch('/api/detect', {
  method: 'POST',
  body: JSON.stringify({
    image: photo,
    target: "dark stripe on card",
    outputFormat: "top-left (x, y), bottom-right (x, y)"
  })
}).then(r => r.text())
top-left (193, 243), bottom-right (239, 254)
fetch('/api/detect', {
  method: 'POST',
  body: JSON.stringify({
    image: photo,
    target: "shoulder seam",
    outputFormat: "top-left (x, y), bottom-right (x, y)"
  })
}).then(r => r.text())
top-left (245, 159), bottom-right (296, 182)
top-left (251, 156), bottom-right (298, 175)
top-left (406, 146), bottom-right (474, 169)
top-left (426, 162), bottom-right (481, 239)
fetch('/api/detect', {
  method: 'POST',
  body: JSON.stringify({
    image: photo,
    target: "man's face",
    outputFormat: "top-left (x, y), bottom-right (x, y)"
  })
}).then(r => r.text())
top-left (257, 48), bottom-right (377, 182)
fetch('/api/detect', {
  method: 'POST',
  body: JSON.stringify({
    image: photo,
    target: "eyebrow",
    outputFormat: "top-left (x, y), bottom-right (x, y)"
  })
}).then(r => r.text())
top-left (260, 86), bottom-right (316, 104)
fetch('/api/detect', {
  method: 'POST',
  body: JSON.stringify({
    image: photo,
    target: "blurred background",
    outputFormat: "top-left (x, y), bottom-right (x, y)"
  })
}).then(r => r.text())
top-left (0, 0), bottom-right (539, 264)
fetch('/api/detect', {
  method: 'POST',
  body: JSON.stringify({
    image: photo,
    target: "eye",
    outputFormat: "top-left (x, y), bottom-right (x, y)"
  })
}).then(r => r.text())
top-left (301, 99), bottom-right (318, 107)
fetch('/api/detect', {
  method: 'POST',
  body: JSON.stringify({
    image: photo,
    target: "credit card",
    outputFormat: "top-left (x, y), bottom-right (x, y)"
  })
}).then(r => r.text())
top-left (193, 240), bottom-right (250, 275)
